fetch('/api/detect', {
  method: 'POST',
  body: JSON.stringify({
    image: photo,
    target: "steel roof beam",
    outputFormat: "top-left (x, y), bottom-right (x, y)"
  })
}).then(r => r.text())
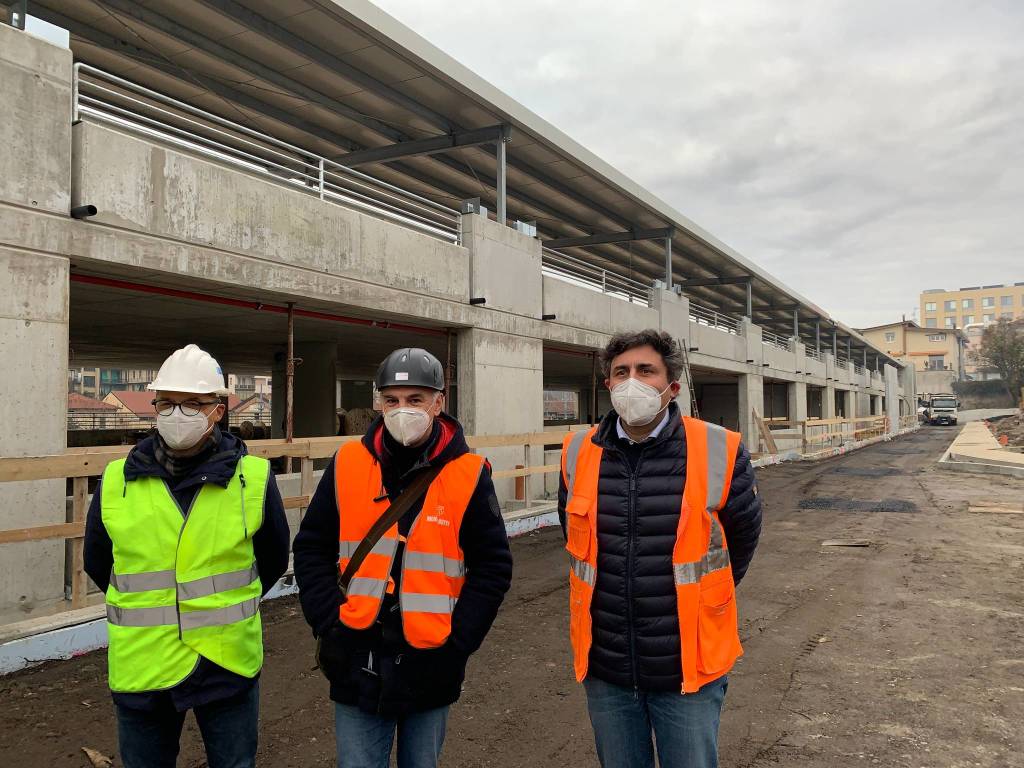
top-left (543, 227), bottom-right (674, 249)
top-left (337, 125), bottom-right (510, 167)
top-left (678, 276), bottom-right (752, 288)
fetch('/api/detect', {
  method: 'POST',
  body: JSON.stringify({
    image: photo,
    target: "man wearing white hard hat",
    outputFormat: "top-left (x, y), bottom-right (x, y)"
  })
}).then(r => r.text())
top-left (84, 344), bottom-right (290, 768)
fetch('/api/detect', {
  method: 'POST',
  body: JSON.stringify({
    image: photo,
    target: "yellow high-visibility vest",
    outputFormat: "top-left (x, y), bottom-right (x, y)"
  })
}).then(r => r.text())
top-left (100, 454), bottom-right (269, 692)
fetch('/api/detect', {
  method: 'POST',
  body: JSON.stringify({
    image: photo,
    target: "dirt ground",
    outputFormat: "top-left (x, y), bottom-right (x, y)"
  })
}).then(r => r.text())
top-left (989, 412), bottom-right (1024, 447)
top-left (2, 426), bottom-right (1022, 767)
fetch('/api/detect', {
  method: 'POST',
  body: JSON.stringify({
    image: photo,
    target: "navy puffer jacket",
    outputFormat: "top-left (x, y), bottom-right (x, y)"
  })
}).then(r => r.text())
top-left (558, 403), bottom-right (762, 692)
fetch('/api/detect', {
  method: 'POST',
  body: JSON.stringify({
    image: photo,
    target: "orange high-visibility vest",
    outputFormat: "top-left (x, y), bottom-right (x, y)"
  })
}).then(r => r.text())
top-left (334, 441), bottom-right (485, 649)
top-left (561, 416), bottom-right (743, 693)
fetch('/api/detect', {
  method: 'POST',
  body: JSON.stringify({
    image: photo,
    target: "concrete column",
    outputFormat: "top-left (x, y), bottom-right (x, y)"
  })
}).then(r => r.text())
top-left (788, 381), bottom-right (808, 424)
top-left (884, 364), bottom-right (900, 435)
top-left (0, 24), bottom-right (73, 621)
top-left (737, 372), bottom-right (765, 450)
top-left (654, 288), bottom-right (692, 416)
top-left (742, 318), bottom-right (763, 366)
top-left (824, 383), bottom-right (837, 419)
top-left (457, 328), bottom-right (543, 505)
top-left (0, 249), bottom-right (70, 620)
top-left (272, 342), bottom-right (338, 438)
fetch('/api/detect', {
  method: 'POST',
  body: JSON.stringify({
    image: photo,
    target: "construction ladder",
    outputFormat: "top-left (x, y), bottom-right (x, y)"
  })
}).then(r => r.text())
top-left (679, 339), bottom-right (700, 419)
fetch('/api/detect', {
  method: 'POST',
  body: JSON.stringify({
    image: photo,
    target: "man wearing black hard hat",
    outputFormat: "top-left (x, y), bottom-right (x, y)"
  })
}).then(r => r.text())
top-left (294, 348), bottom-right (513, 768)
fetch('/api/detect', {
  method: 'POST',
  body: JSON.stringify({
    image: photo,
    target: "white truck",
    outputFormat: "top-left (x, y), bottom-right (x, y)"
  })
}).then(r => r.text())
top-left (922, 393), bottom-right (959, 426)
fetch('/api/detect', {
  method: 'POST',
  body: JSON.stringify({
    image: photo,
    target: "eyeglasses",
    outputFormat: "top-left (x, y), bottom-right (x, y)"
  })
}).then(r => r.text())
top-left (152, 399), bottom-right (220, 417)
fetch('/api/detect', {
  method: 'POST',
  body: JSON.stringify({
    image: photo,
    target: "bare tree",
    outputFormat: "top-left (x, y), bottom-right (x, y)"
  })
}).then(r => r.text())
top-left (972, 319), bottom-right (1024, 403)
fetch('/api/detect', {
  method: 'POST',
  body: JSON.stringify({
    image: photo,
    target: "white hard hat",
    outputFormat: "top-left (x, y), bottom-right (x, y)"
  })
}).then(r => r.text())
top-left (148, 344), bottom-right (228, 395)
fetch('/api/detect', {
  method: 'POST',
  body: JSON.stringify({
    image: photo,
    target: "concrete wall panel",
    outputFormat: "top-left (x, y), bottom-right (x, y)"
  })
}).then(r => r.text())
top-left (72, 123), bottom-right (469, 302)
top-left (542, 277), bottom-right (658, 335)
top-left (464, 213), bottom-right (541, 316)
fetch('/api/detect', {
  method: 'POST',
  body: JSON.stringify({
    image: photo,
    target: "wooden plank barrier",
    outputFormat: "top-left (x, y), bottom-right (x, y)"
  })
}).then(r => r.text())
top-left (0, 414), bottom-right (897, 624)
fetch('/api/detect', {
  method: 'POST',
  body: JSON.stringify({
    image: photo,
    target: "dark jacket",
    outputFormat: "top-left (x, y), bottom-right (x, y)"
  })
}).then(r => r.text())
top-left (83, 430), bottom-right (291, 712)
top-left (293, 412), bottom-right (513, 717)
top-left (557, 404), bottom-right (762, 692)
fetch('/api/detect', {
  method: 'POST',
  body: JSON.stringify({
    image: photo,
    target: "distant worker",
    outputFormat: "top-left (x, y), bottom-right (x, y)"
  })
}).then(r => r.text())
top-left (559, 330), bottom-right (763, 768)
top-left (294, 347), bottom-right (513, 768)
top-left (84, 344), bottom-right (290, 768)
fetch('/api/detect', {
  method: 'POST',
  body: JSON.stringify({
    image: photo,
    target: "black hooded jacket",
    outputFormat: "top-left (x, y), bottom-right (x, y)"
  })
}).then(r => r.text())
top-left (83, 429), bottom-right (291, 712)
top-left (293, 412), bottom-right (513, 717)
top-left (557, 404), bottom-right (762, 692)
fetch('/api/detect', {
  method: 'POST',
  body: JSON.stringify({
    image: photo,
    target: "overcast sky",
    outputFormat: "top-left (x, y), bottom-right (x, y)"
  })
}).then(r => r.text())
top-left (374, 0), bottom-right (1022, 328)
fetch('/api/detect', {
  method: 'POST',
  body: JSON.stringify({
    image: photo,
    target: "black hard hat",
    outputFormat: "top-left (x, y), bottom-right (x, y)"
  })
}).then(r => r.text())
top-left (375, 348), bottom-right (445, 391)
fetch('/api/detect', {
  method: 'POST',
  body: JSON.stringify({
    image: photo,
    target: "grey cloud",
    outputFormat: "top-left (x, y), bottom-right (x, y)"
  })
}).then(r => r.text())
top-left (375, 0), bottom-right (1024, 327)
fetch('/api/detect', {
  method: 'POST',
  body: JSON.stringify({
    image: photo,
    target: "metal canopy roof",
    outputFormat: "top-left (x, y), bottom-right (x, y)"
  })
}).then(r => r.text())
top-left (29, 0), bottom-right (896, 364)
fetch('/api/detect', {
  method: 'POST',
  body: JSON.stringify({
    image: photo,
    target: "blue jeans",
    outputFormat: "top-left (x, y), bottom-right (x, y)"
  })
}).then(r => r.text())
top-left (334, 703), bottom-right (449, 768)
top-left (115, 682), bottom-right (259, 768)
top-left (584, 676), bottom-right (728, 768)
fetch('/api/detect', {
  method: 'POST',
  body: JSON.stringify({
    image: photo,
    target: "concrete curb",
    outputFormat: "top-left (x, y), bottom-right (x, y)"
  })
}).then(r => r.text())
top-left (937, 421), bottom-right (1024, 479)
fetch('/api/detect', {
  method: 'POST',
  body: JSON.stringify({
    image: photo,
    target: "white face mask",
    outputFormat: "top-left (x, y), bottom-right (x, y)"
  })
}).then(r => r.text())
top-left (610, 378), bottom-right (672, 427)
top-left (384, 406), bottom-right (434, 446)
top-left (156, 410), bottom-right (212, 450)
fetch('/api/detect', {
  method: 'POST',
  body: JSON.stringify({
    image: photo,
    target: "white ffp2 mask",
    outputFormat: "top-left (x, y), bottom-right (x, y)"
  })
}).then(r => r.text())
top-left (156, 410), bottom-right (211, 450)
top-left (384, 407), bottom-right (433, 446)
top-left (610, 378), bottom-right (671, 427)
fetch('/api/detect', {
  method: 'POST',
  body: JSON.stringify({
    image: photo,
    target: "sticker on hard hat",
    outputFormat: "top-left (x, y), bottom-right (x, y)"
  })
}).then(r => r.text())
top-left (395, 372), bottom-right (409, 381)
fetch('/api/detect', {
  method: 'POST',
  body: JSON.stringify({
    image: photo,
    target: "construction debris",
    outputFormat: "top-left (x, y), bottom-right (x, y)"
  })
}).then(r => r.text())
top-left (81, 747), bottom-right (113, 768)
top-left (821, 540), bottom-right (872, 547)
top-left (988, 412), bottom-right (1024, 448)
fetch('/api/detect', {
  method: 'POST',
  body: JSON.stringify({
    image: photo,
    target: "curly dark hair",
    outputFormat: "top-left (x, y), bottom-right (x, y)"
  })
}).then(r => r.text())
top-left (600, 329), bottom-right (683, 382)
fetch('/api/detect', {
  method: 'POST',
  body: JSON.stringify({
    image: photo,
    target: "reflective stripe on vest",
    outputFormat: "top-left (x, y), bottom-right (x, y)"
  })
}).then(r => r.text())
top-left (335, 441), bottom-right (484, 648)
top-left (101, 455), bottom-right (269, 692)
top-left (673, 422), bottom-right (732, 585)
top-left (562, 415), bottom-right (744, 693)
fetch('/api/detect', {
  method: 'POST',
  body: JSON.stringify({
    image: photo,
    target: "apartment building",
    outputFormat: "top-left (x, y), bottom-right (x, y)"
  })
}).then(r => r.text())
top-left (859, 320), bottom-right (966, 395)
top-left (68, 367), bottom-right (158, 398)
top-left (920, 283), bottom-right (1024, 331)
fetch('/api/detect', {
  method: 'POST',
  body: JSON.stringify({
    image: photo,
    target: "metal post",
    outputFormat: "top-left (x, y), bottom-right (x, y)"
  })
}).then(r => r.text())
top-left (832, 327), bottom-right (838, 358)
top-left (495, 131), bottom-right (507, 226)
top-left (72, 63), bottom-right (81, 124)
top-left (318, 158), bottom-right (324, 200)
top-left (815, 319), bottom-right (821, 353)
top-left (285, 302), bottom-right (295, 473)
top-left (847, 337), bottom-right (852, 360)
top-left (792, 308), bottom-right (799, 340)
top-left (745, 281), bottom-right (753, 319)
top-left (444, 329), bottom-right (454, 414)
top-left (664, 235), bottom-right (673, 288)
top-left (863, 348), bottom-right (868, 370)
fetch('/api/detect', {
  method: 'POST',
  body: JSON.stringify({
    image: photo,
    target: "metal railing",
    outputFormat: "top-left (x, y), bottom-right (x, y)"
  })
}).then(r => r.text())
top-left (853, 362), bottom-right (865, 375)
top-left (541, 247), bottom-right (652, 305)
top-left (73, 64), bottom-right (462, 243)
top-left (835, 357), bottom-right (849, 370)
top-left (805, 346), bottom-right (822, 361)
top-left (688, 302), bottom-right (742, 335)
top-left (67, 413), bottom-right (153, 431)
top-left (761, 329), bottom-right (792, 352)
